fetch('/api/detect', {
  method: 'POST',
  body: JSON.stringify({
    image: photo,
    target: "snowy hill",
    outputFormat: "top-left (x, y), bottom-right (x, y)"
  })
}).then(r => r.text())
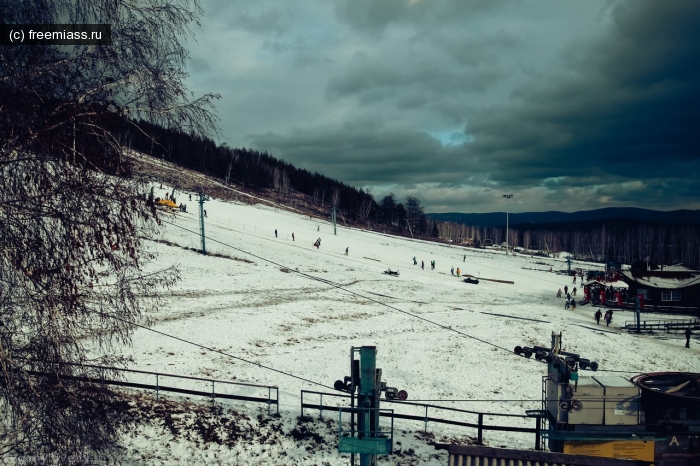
top-left (102, 179), bottom-right (700, 465)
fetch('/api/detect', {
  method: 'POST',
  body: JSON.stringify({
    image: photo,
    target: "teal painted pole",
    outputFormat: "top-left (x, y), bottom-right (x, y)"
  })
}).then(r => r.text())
top-left (359, 346), bottom-right (377, 466)
top-left (351, 346), bottom-right (356, 466)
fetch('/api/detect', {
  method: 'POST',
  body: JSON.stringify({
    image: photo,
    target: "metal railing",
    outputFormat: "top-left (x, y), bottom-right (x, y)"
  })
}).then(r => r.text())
top-left (300, 390), bottom-right (540, 449)
top-left (27, 364), bottom-right (279, 415)
top-left (622, 318), bottom-right (700, 333)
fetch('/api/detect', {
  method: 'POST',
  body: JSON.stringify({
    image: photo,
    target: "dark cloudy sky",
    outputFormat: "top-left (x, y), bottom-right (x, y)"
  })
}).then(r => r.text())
top-left (186, 0), bottom-right (699, 213)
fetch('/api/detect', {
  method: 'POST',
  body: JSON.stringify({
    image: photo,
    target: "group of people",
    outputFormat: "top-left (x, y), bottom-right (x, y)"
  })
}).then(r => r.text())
top-left (410, 256), bottom-right (470, 277)
top-left (273, 229), bottom-right (295, 241)
top-left (594, 309), bottom-right (614, 326)
top-left (271, 227), bottom-right (352, 255)
top-left (557, 285), bottom-right (577, 306)
top-left (412, 256), bottom-right (443, 272)
top-left (562, 291), bottom-right (576, 310)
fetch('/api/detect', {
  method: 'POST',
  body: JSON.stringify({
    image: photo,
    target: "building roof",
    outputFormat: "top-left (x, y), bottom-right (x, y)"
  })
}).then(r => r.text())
top-left (620, 270), bottom-right (700, 290)
top-left (661, 264), bottom-right (696, 272)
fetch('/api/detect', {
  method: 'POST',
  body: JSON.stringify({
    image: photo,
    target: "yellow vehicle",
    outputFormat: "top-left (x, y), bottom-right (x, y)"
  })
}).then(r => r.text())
top-left (156, 199), bottom-right (178, 211)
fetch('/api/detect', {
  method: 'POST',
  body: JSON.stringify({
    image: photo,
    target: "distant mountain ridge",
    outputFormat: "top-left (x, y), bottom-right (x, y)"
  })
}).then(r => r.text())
top-left (428, 207), bottom-right (700, 227)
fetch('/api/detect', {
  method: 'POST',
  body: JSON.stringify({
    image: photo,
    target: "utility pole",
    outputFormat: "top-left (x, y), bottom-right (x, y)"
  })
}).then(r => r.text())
top-left (198, 191), bottom-right (207, 254)
top-left (502, 194), bottom-right (513, 254)
top-left (336, 346), bottom-right (398, 466)
top-left (358, 346), bottom-right (378, 466)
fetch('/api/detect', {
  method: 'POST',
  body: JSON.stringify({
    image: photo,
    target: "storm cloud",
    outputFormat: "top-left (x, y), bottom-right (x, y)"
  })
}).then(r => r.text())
top-left (188, 0), bottom-right (700, 213)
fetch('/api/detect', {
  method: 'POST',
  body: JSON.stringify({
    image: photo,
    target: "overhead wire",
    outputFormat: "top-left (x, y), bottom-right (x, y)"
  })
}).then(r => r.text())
top-left (100, 310), bottom-right (335, 390)
top-left (159, 218), bottom-right (646, 374)
top-left (160, 218), bottom-right (515, 354)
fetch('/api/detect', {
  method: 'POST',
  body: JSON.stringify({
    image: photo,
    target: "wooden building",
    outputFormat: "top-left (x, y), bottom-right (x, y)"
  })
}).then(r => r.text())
top-left (619, 264), bottom-right (700, 312)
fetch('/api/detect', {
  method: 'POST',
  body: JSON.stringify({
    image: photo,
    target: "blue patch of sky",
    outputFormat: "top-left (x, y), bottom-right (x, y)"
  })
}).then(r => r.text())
top-left (429, 129), bottom-right (473, 147)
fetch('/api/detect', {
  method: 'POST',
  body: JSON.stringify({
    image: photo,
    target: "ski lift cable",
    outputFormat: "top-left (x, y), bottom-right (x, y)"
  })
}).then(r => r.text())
top-left (162, 219), bottom-right (515, 353)
top-left (160, 220), bottom-right (641, 374)
top-left (98, 310), bottom-right (335, 390)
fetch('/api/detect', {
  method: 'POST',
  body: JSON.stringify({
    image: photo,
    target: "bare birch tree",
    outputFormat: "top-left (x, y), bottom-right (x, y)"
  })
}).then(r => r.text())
top-left (0, 0), bottom-right (217, 460)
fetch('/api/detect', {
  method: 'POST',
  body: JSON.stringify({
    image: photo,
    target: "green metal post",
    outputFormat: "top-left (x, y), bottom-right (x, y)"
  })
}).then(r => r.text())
top-left (351, 346), bottom-right (356, 466)
top-left (359, 346), bottom-right (377, 466)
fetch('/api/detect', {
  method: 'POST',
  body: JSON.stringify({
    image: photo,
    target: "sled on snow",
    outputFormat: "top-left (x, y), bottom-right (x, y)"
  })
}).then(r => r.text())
top-left (383, 269), bottom-right (400, 277)
top-left (463, 277), bottom-right (479, 285)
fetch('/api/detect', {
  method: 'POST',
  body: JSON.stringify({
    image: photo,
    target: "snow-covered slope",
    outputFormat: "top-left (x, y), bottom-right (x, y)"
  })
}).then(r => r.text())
top-left (106, 185), bottom-right (699, 465)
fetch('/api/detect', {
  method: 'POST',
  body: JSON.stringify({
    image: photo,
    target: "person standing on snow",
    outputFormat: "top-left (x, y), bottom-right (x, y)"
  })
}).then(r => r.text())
top-left (413, 256), bottom-right (417, 265)
top-left (565, 297), bottom-right (570, 310)
top-left (451, 266), bottom-right (454, 276)
top-left (595, 309), bottom-right (602, 324)
top-left (557, 289), bottom-right (562, 298)
top-left (345, 247), bottom-right (349, 256)
top-left (456, 267), bottom-right (461, 277)
top-left (292, 233), bottom-right (295, 241)
top-left (604, 310), bottom-right (612, 327)
top-left (686, 327), bottom-right (692, 348)
top-left (570, 299), bottom-right (577, 311)
top-left (421, 261), bottom-right (424, 270)
top-left (275, 229), bottom-right (277, 238)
